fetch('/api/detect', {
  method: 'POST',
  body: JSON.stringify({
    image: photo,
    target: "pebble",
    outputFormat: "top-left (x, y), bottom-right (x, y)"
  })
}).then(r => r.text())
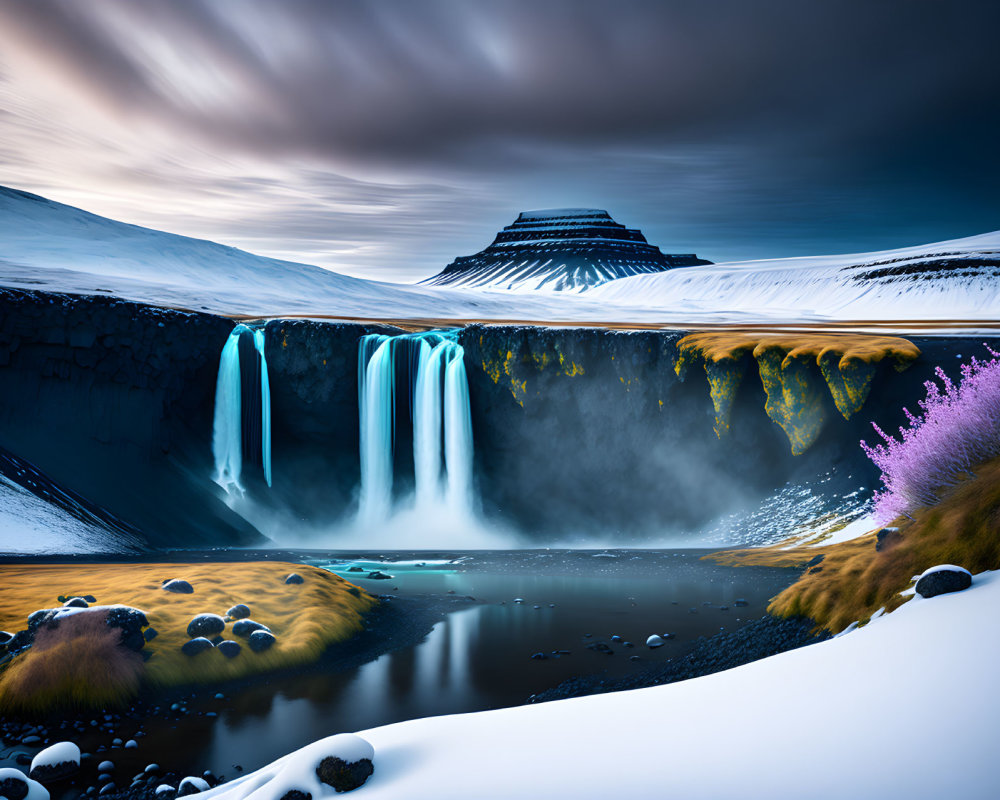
top-left (125, 740), bottom-right (138, 749)
top-left (98, 761), bottom-right (114, 772)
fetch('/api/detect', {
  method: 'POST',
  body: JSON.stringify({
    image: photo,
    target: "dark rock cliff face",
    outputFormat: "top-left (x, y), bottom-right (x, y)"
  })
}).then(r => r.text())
top-left (0, 288), bottom-right (995, 548)
top-left (0, 289), bottom-right (259, 548)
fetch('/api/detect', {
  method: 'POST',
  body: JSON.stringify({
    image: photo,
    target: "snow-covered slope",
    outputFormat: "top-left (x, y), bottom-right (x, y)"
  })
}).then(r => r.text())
top-left (421, 208), bottom-right (708, 292)
top-left (2, 185), bottom-right (998, 325)
top-left (592, 230), bottom-right (1000, 320)
top-left (207, 572), bottom-right (999, 800)
top-left (0, 187), bottom-right (612, 320)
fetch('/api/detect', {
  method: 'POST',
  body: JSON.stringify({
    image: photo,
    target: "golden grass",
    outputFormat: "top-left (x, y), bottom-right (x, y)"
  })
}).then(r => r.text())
top-left (709, 455), bottom-right (1000, 633)
top-left (675, 332), bottom-right (920, 453)
top-left (0, 562), bottom-right (376, 708)
top-left (0, 611), bottom-right (144, 712)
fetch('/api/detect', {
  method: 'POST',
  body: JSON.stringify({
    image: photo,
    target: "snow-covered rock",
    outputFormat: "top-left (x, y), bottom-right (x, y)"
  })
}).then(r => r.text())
top-left (201, 735), bottom-right (373, 800)
top-left (0, 768), bottom-right (49, 800)
top-left (645, 634), bottom-right (665, 648)
top-left (162, 579), bottom-right (194, 594)
top-left (915, 565), bottom-right (973, 598)
top-left (178, 776), bottom-right (211, 796)
top-left (29, 742), bottom-right (80, 783)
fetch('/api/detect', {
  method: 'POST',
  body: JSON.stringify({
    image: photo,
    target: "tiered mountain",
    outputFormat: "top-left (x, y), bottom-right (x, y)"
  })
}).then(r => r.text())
top-left (421, 208), bottom-right (710, 292)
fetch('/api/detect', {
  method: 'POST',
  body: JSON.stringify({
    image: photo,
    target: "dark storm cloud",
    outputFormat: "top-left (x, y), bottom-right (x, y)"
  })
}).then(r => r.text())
top-left (0, 0), bottom-right (997, 275)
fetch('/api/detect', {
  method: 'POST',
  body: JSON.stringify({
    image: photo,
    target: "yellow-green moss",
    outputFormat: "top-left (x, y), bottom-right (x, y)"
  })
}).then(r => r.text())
top-left (0, 562), bottom-right (375, 711)
top-left (676, 332), bottom-right (920, 452)
top-left (479, 336), bottom-right (585, 405)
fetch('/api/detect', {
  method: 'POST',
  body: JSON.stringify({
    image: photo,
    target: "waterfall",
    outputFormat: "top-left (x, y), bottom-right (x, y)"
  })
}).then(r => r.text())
top-left (212, 324), bottom-right (247, 496)
top-left (358, 330), bottom-right (475, 522)
top-left (212, 324), bottom-right (272, 497)
top-left (253, 328), bottom-right (272, 488)
top-left (413, 338), bottom-right (446, 507)
top-left (358, 334), bottom-right (396, 523)
top-left (443, 342), bottom-right (474, 514)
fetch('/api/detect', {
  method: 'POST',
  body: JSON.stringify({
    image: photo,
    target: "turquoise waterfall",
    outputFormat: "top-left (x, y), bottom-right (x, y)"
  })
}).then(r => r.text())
top-left (212, 324), bottom-right (272, 497)
top-left (357, 330), bottom-right (474, 521)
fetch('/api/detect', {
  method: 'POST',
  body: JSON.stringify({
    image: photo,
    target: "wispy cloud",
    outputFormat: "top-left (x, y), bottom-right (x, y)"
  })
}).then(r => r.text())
top-left (0, 0), bottom-right (997, 280)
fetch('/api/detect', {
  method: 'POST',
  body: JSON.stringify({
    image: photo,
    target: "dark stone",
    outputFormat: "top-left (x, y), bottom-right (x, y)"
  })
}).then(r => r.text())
top-left (0, 773), bottom-right (30, 800)
top-left (30, 759), bottom-right (80, 783)
top-left (347, 566), bottom-right (364, 573)
top-left (106, 607), bottom-right (149, 652)
top-left (177, 778), bottom-right (208, 797)
top-left (231, 620), bottom-right (270, 638)
top-left (809, 566), bottom-right (823, 574)
top-left (226, 604), bottom-right (251, 620)
top-left (0, 630), bottom-right (12, 644)
top-left (247, 630), bottom-right (276, 653)
top-left (63, 597), bottom-right (89, 608)
top-left (279, 791), bottom-right (312, 800)
top-left (181, 638), bottom-right (214, 657)
top-left (915, 567), bottom-right (972, 598)
top-left (162, 580), bottom-right (194, 594)
top-left (734, 599), bottom-right (749, 607)
top-left (186, 614), bottom-right (225, 639)
top-left (875, 527), bottom-right (903, 552)
top-left (315, 756), bottom-right (374, 793)
top-left (27, 609), bottom-right (55, 631)
top-left (284, 573), bottom-right (304, 585)
top-left (144, 627), bottom-right (159, 642)
top-left (804, 554), bottom-right (825, 569)
top-left (217, 640), bottom-right (241, 659)
top-left (83, 595), bottom-right (97, 603)
top-left (366, 571), bottom-right (392, 580)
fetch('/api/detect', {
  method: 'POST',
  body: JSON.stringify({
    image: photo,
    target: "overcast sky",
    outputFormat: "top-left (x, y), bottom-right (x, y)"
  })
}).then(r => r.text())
top-left (0, 0), bottom-right (997, 281)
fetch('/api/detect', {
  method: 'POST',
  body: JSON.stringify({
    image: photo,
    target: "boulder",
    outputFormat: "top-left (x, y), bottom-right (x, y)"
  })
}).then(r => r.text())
top-left (106, 607), bottom-right (149, 652)
top-left (366, 571), bottom-right (392, 580)
top-left (181, 638), bottom-right (215, 657)
top-left (314, 735), bottom-right (375, 793)
top-left (0, 767), bottom-right (31, 800)
top-left (226, 604), bottom-right (251, 620)
top-left (177, 776), bottom-right (210, 796)
top-left (248, 630), bottom-right (276, 652)
top-left (232, 619), bottom-right (270, 638)
top-left (875, 527), bottom-right (903, 552)
top-left (284, 573), bottom-right (304, 585)
top-left (216, 640), bottom-right (242, 659)
top-left (915, 565), bottom-right (972, 598)
top-left (30, 742), bottom-right (81, 783)
top-left (162, 580), bottom-right (194, 594)
top-left (186, 614), bottom-right (225, 639)
top-left (278, 791), bottom-right (312, 800)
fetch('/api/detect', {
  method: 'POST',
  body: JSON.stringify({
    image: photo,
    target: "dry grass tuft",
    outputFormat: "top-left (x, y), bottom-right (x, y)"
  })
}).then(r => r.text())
top-left (0, 562), bottom-right (376, 710)
top-left (709, 455), bottom-right (1000, 633)
top-left (0, 610), bottom-right (143, 712)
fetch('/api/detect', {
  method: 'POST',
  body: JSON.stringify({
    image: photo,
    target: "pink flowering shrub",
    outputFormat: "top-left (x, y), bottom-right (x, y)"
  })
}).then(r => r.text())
top-left (861, 345), bottom-right (1000, 523)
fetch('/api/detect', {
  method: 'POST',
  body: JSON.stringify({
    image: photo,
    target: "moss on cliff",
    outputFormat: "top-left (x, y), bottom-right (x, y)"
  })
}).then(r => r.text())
top-left (676, 332), bottom-right (920, 453)
top-left (478, 333), bottom-right (586, 405)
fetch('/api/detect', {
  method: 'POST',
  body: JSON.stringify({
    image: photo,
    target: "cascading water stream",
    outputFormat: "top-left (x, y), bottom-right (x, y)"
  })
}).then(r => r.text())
top-left (358, 335), bottom-right (396, 524)
top-left (253, 328), bottom-right (272, 488)
top-left (358, 330), bottom-right (475, 523)
top-left (212, 324), bottom-right (272, 497)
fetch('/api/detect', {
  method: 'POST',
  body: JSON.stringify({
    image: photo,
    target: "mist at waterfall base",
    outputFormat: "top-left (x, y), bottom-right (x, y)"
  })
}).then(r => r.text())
top-left (208, 326), bottom-right (872, 550)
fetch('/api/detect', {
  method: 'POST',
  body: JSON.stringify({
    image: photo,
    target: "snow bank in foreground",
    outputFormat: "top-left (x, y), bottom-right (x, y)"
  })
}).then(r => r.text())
top-left (207, 571), bottom-right (998, 800)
